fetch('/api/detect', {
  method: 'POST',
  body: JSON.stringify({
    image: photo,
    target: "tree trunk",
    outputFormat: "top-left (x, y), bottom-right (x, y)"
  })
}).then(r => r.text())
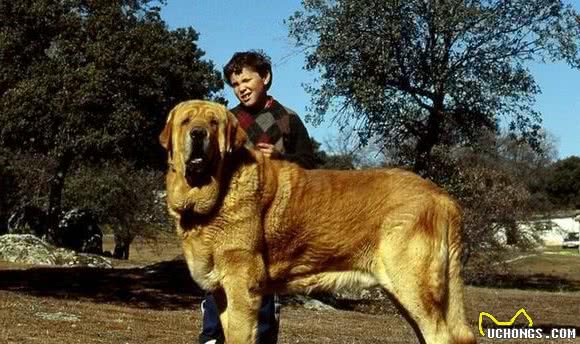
top-left (46, 150), bottom-right (73, 245)
top-left (113, 223), bottom-right (132, 260)
top-left (414, 107), bottom-right (442, 175)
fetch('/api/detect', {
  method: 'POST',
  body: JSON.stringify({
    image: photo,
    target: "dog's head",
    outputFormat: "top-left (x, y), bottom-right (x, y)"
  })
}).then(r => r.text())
top-left (159, 100), bottom-right (247, 186)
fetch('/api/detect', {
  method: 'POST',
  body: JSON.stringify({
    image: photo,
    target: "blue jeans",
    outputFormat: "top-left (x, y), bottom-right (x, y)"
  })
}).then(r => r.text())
top-left (198, 293), bottom-right (280, 344)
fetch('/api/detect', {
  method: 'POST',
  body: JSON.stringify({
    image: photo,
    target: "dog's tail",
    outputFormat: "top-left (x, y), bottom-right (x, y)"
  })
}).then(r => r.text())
top-left (440, 198), bottom-right (477, 344)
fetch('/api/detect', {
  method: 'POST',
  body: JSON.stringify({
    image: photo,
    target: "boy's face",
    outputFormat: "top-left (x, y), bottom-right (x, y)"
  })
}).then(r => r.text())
top-left (229, 67), bottom-right (271, 110)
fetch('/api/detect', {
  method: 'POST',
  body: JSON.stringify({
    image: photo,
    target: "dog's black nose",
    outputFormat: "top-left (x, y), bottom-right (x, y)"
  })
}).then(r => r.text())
top-left (190, 127), bottom-right (206, 141)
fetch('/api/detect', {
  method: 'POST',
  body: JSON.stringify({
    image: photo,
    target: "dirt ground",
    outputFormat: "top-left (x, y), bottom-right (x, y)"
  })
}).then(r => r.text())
top-left (0, 234), bottom-right (579, 344)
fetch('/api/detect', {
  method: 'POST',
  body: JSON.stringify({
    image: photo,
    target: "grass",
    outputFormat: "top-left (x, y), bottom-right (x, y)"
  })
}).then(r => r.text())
top-left (510, 248), bottom-right (580, 278)
top-left (473, 247), bottom-right (580, 292)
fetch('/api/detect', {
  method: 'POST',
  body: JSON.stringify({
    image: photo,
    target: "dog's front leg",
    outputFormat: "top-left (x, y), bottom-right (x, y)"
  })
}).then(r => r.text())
top-left (218, 250), bottom-right (265, 344)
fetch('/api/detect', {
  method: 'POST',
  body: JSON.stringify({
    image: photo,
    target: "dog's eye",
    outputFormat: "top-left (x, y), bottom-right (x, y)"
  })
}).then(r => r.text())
top-left (181, 118), bottom-right (190, 126)
top-left (210, 119), bottom-right (218, 127)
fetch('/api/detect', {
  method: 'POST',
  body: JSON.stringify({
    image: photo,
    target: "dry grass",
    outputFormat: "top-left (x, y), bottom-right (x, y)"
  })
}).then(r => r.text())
top-left (0, 233), bottom-right (579, 343)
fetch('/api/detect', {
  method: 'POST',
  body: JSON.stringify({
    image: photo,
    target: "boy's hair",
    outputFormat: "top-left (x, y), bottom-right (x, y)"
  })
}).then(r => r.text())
top-left (223, 50), bottom-right (273, 91)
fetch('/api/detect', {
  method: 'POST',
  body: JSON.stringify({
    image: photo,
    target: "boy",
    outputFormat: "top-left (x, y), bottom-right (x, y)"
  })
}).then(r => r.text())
top-left (198, 51), bottom-right (316, 344)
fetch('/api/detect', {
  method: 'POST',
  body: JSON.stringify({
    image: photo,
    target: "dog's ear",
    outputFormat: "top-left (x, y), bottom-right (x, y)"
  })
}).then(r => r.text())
top-left (159, 107), bottom-right (176, 160)
top-left (225, 110), bottom-right (247, 154)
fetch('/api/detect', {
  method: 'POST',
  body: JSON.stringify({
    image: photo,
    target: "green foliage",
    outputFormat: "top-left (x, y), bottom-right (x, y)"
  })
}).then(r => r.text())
top-left (0, 149), bottom-right (54, 211)
top-left (288, 0), bottom-right (580, 171)
top-left (63, 162), bottom-right (170, 238)
top-left (0, 0), bottom-right (223, 167)
top-left (494, 131), bottom-right (558, 212)
top-left (544, 156), bottom-right (580, 209)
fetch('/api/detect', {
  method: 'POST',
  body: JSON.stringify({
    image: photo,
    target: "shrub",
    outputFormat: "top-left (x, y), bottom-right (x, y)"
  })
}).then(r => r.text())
top-left (63, 162), bottom-right (171, 245)
top-left (427, 146), bottom-right (540, 282)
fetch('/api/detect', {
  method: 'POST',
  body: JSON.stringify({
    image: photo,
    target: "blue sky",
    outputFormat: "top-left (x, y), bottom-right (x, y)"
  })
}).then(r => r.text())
top-left (160, 0), bottom-right (580, 159)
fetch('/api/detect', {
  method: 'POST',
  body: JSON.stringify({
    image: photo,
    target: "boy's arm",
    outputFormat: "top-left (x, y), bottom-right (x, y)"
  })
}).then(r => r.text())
top-left (280, 114), bottom-right (317, 169)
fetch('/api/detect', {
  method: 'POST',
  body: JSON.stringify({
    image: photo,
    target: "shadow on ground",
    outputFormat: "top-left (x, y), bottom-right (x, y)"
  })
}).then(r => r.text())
top-left (2, 259), bottom-right (579, 318)
top-left (0, 259), bottom-right (205, 310)
top-left (470, 273), bottom-right (580, 292)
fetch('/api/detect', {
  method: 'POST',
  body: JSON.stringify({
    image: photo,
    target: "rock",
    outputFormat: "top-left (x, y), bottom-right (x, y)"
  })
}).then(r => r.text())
top-left (0, 234), bottom-right (112, 268)
top-left (55, 208), bottom-right (103, 255)
top-left (7, 205), bottom-right (47, 237)
top-left (35, 311), bottom-right (80, 322)
top-left (332, 287), bottom-right (388, 301)
top-left (6, 206), bottom-right (104, 256)
top-left (0, 234), bottom-right (56, 265)
top-left (284, 295), bottom-right (336, 311)
top-left (301, 297), bottom-right (336, 311)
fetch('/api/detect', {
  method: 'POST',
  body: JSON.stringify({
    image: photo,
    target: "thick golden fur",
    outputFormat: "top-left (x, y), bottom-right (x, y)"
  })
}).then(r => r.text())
top-left (159, 100), bottom-right (476, 344)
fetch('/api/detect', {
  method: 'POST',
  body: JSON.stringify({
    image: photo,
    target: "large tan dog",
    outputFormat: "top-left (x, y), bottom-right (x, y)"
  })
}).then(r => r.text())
top-left (159, 100), bottom-right (476, 344)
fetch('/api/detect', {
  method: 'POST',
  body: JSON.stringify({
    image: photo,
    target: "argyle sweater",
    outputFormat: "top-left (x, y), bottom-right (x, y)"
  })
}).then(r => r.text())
top-left (230, 97), bottom-right (316, 169)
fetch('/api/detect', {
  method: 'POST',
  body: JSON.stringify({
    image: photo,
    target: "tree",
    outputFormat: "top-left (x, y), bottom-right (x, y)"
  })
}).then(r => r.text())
top-left (0, 0), bottom-right (223, 236)
top-left (311, 126), bottom-right (388, 170)
top-left (312, 139), bottom-right (356, 170)
top-left (494, 130), bottom-right (558, 212)
top-left (63, 161), bottom-right (168, 259)
top-left (544, 156), bottom-right (580, 209)
top-left (288, 0), bottom-right (580, 173)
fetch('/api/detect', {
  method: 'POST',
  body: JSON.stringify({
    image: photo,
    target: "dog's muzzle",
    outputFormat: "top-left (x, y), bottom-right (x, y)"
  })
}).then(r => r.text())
top-left (185, 127), bottom-right (210, 177)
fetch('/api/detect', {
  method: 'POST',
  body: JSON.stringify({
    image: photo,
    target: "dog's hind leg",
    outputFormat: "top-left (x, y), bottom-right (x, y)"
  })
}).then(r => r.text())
top-left (374, 230), bottom-right (454, 343)
top-left (376, 263), bottom-right (455, 343)
top-left (376, 267), bottom-right (453, 344)
top-left (444, 215), bottom-right (477, 344)
top-left (374, 202), bottom-right (476, 344)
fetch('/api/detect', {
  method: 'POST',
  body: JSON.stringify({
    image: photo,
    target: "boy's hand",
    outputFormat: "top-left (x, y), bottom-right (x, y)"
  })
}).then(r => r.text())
top-left (256, 143), bottom-right (281, 159)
